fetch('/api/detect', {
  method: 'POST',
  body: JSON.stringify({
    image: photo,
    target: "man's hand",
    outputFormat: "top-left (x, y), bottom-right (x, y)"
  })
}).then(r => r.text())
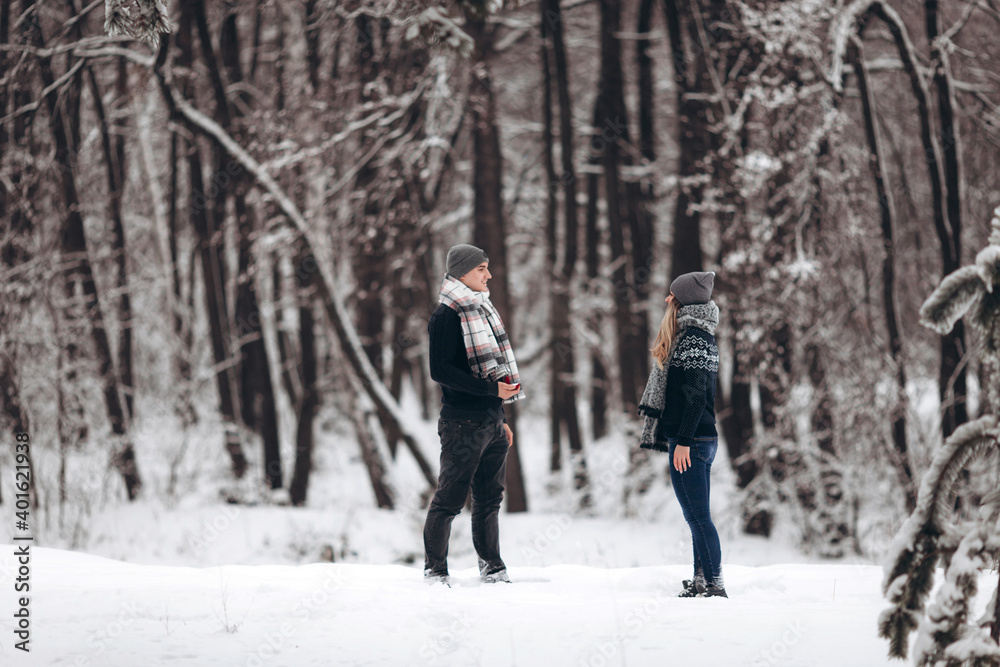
top-left (673, 445), bottom-right (691, 473)
top-left (498, 382), bottom-right (520, 400)
top-left (503, 423), bottom-right (514, 448)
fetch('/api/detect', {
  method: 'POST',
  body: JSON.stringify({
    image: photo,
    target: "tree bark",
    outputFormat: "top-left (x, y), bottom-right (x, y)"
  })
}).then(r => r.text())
top-left (541, 2), bottom-right (561, 473)
top-left (543, 0), bottom-right (588, 497)
top-left (351, 11), bottom-right (388, 383)
top-left (585, 114), bottom-right (609, 441)
top-left (86, 59), bottom-right (134, 426)
top-left (175, 7), bottom-right (248, 479)
top-left (26, 0), bottom-right (142, 499)
top-left (843, 1), bottom-right (968, 440)
top-left (924, 0), bottom-right (967, 438)
top-left (662, 0), bottom-right (708, 279)
top-left (465, 9), bottom-right (528, 512)
top-left (598, 0), bottom-right (641, 414)
top-left (219, 6), bottom-right (283, 490)
top-left (289, 249), bottom-right (318, 506)
top-left (849, 37), bottom-right (915, 510)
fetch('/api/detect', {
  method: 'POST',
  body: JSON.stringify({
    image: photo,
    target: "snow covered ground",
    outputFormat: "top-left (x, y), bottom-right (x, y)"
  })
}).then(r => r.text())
top-left (0, 408), bottom-right (947, 666)
top-left (1, 544), bottom-right (912, 667)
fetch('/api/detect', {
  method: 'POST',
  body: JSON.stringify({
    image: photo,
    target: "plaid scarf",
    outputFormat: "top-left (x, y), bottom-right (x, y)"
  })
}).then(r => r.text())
top-left (439, 275), bottom-right (525, 405)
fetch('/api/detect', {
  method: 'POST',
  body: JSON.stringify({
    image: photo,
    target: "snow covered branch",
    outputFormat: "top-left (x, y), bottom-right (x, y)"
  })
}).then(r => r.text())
top-left (103, 0), bottom-right (171, 47)
top-left (920, 266), bottom-right (986, 336)
top-left (150, 53), bottom-right (438, 491)
top-left (883, 210), bottom-right (1000, 660)
top-left (879, 416), bottom-right (1000, 659)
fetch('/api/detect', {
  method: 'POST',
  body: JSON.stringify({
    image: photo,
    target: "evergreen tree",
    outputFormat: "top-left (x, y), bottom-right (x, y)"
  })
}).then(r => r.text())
top-left (879, 206), bottom-right (1000, 665)
top-left (104, 0), bottom-right (171, 47)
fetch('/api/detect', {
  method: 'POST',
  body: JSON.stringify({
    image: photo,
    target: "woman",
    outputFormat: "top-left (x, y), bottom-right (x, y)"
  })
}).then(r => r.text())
top-left (638, 271), bottom-right (726, 598)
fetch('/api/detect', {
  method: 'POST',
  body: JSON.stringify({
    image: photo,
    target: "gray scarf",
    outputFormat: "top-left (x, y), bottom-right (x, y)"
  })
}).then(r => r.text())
top-left (638, 301), bottom-right (719, 450)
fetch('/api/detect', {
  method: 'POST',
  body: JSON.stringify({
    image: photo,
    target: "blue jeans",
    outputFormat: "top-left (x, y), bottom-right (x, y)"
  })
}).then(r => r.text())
top-left (668, 436), bottom-right (722, 584)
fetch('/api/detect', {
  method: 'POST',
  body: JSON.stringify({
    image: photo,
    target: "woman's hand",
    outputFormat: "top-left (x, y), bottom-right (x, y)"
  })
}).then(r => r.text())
top-left (503, 423), bottom-right (514, 448)
top-left (673, 445), bottom-right (691, 473)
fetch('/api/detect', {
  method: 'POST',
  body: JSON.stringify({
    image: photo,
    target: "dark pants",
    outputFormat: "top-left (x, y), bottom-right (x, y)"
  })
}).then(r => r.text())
top-left (667, 436), bottom-right (723, 584)
top-left (423, 416), bottom-right (508, 576)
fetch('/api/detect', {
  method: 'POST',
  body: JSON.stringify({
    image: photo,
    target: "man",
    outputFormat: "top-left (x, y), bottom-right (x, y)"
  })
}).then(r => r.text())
top-left (423, 243), bottom-right (525, 586)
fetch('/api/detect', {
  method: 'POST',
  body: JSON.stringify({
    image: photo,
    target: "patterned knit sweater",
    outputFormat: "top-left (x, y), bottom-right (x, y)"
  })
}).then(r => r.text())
top-left (656, 325), bottom-right (719, 447)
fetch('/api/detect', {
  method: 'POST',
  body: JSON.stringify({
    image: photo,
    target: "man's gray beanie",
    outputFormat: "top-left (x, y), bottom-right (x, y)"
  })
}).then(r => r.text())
top-left (446, 244), bottom-right (489, 279)
top-left (669, 271), bottom-right (715, 305)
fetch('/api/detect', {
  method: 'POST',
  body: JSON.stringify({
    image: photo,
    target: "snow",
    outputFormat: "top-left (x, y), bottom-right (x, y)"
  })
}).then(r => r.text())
top-left (1, 546), bottom-right (920, 667)
top-left (0, 394), bottom-right (988, 665)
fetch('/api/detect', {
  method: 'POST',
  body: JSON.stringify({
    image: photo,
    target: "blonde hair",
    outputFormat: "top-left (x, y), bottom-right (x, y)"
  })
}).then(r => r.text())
top-left (651, 299), bottom-right (680, 369)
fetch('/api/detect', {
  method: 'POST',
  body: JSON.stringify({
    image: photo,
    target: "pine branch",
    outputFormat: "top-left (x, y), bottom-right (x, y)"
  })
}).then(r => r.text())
top-left (915, 526), bottom-right (1000, 666)
top-left (971, 288), bottom-right (1000, 357)
top-left (103, 0), bottom-right (134, 39)
top-left (133, 0), bottom-right (171, 48)
top-left (977, 245), bottom-right (1000, 294)
top-left (991, 206), bottom-right (1000, 246)
top-left (103, 0), bottom-right (170, 46)
top-left (920, 266), bottom-right (984, 335)
top-left (880, 417), bottom-right (1000, 658)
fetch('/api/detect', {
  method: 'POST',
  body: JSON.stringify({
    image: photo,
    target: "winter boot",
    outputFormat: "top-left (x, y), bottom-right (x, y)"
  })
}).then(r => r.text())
top-left (424, 569), bottom-right (451, 587)
top-left (678, 575), bottom-right (706, 598)
top-left (701, 580), bottom-right (728, 598)
top-left (479, 558), bottom-right (511, 584)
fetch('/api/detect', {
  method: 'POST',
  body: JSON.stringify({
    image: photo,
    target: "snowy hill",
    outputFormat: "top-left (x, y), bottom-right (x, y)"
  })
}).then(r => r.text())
top-left (1, 545), bottom-right (910, 666)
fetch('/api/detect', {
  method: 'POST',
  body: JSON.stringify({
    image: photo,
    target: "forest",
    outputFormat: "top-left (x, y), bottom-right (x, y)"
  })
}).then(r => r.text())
top-left (1, 0), bottom-right (999, 569)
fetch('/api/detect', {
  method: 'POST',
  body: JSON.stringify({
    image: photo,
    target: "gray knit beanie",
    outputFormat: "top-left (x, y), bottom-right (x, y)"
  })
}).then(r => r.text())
top-left (670, 271), bottom-right (715, 305)
top-left (446, 244), bottom-right (489, 279)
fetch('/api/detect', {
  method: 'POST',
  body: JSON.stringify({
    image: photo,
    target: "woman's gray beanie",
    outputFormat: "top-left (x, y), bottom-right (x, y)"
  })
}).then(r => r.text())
top-left (446, 244), bottom-right (489, 279)
top-left (669, 271), bottom-right (715, 305)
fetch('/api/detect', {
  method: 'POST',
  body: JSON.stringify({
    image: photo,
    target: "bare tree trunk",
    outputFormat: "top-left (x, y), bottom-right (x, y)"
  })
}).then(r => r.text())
top-left (924, 0), bottom-right (967, 438)
top-left (849, 37), bottom-right (915, 510)
top-left (86, 57), bottom-right (134, 427)
top-left (0, 361), bottom-right (34, 506)
top-left (598, 0), bottom-right (641, 414)
top-left (219, 6), bottom-right (283, 490)
top-left (289, 249), bottom-right (318, 506)
top-left (304, 0), bottom-right (321, 94)
top-left (585, 126), bottom-right (609, 441)
top-left (386, 226), bottom-right (420, 458)
top-left (1, 0), bottom-right (41, 509)
top-left (274, 262), bottom-right (301, 406)
top-left (465, 9), bottom-right (528, 512)
top-left (850, 2), bottom-right (967, 440)
top-left (166, 110), bottom-right (197, 428)
top-left (543, 0), bottom-right (588, 497)
top-left (0, 0), bottom-right (10, 507)
top-left (26, 0), bottom-right (141, 499)
top-left (662, 0), bottom-right (707, 279)
top-left (0, 0), bottom-right (7, 187)
top-left (346, 375), bottom-right (396, 510)
top-left (176, 6), bottom-right (248, 479)
top-left (541, 2), bottom-right (562, 473)
top-left (0, 145), bottom-right (36, 506)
